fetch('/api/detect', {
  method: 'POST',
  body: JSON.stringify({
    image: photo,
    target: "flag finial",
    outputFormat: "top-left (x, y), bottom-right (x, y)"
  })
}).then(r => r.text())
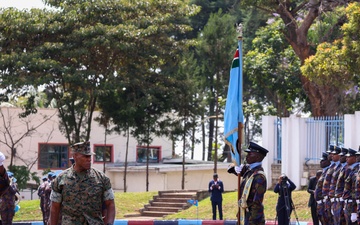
top-left (236, 23), bottom-right (243, 38)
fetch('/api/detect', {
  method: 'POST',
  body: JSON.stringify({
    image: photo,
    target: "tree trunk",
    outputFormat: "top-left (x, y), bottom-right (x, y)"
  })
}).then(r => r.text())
top-left (124, 127), bottom-right (129, 192)
top-left (278, 4), bottom-right (340, 116)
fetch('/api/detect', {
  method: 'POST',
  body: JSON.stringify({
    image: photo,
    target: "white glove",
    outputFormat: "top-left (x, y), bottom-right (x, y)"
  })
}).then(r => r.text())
top-left (351, 213), bottom-right (357, 222)
top-left (235, 165), bottom-right (244, 174)
top-left (0, 152), bottom-right (5, 166)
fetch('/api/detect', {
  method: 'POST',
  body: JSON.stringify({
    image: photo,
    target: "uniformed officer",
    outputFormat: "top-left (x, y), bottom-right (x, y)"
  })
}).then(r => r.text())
top-left (49, 141), bottom-right (116, 225)
top-left (314, 152), bottom-right (331, 225)
top-left (38, 176), bottom-right (51, 225)
top-left (0, 152), bottom-right (18, 225)
top-left (230, 141), bottom-right (268, 225)
top-left (321, 145), bottom-right (337, 225)
top-left (342, 148), bottom-right (359, 224)
top-left (333, 147), bottom-right (349, 225)
top-left (327, 146), bottom-right (342, 224)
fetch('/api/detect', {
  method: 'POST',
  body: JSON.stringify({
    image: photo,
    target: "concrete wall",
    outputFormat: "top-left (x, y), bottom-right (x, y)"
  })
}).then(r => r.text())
top-left (106, 163), bottom-right (238, 192)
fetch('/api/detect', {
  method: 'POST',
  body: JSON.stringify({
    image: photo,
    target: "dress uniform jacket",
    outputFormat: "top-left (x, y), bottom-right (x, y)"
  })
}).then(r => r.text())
top-left (239, 165), bottom-right (267, 225)
top-left (0, 170), bottom-right (17, 225)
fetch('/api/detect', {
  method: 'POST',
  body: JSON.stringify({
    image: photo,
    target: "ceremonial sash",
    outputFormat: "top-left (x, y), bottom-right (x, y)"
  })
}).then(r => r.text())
top-left (240, 171), bottom-right (265, 225)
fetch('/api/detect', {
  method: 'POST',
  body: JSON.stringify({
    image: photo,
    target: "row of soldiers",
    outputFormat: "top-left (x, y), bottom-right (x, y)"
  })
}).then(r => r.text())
top-left (37, 171), bottom-right (59, 225)
top-left (314, 145), bottom-right (360, 225)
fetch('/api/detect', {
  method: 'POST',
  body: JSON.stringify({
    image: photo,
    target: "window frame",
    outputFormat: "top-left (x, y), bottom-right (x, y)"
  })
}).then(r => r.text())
top-left (93, 144), bottom-right (114, 164)
top-left (38, 142), bottom-right (70, 170)
top-left (136, 145), bottom-right (162, 163)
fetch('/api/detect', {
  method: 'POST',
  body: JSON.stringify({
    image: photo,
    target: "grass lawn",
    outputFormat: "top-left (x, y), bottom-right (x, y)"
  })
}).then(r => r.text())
top-left (14, 190), bottom-right (312, 222)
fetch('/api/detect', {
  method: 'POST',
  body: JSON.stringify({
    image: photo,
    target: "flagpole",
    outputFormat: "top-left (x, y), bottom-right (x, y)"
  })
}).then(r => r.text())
top-left (236, 23), bottom-right (243, 225)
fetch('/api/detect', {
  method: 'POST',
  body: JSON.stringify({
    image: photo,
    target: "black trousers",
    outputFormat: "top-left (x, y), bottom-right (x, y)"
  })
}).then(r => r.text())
top-left (211, 200), bottom-right (223, 220)
top-left (310, 203), bottom-right (319, 225)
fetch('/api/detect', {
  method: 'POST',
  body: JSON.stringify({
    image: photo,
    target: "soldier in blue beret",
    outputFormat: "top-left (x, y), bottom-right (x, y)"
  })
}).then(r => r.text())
top-left (49, 141), bottom-right (115, 225)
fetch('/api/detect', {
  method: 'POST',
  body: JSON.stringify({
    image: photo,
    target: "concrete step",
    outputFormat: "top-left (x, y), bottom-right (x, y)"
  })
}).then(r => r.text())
top-left (159, 192), bottom-right (197, 198)
top-left (138, 190), bottom-right (209, 218)
top-left (141, 210), bottom-right (171, 217)
top-left (151, 202), bottom-right (187, 208)
top-left (144, 206), bottom-right (182, 212)
top-left (153, 197), bottom-right (189, 203)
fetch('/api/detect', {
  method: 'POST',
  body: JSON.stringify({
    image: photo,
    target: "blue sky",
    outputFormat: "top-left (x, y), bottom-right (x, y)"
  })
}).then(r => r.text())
top-left (0, 0), bottom-right (46, 9)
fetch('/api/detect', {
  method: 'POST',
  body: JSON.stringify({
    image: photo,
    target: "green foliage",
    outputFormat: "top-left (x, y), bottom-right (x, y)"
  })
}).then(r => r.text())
top-left (0, 0), bottom-right (201, 145)
top-left (343, 3), bottom-right (360, 76)
top-left (244, 19), bottom-right (304, 117)
top-left (301, 3), bottom-right (360, 115)
top-left (8, 165), bottom-right (40, 191)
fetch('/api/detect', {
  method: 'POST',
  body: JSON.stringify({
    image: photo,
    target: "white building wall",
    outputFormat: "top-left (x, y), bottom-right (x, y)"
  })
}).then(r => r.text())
top-left (261, 115), bottom-right (276, 182)
top-left (344, 112), bottom-right (360, 150)
top-left (281, 115), bottom-right (306, 189)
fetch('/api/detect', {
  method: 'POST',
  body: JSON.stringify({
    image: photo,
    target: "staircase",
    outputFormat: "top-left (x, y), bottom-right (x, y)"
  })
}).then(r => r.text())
top-left (125, 190), bottom-right (209, 218)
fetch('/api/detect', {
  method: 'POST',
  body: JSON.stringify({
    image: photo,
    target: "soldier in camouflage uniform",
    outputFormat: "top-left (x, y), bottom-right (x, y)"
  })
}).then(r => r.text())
top-left (229, 142), bottom-right (268, 225)
top-left (314, 152), bottom-right (331, 225)
top-left (333, 147), bottom-right (349, 225)
top-left (0, 152), bottom-right (18, 225)
top-left (38, 176), bottom-right (51, 225)
top-left (327, 146), bottom-right (342, 225)
top-left (49, 141), bottom-right (116, 225)
top-left (342, 148), bottom-right (359, 225)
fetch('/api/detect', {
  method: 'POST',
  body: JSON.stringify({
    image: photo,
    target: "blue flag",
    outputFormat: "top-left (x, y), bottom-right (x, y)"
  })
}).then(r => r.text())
top-left (224, 41), bottom-right (243, 166)
top-left (187, 199), bottom-right (198, 206)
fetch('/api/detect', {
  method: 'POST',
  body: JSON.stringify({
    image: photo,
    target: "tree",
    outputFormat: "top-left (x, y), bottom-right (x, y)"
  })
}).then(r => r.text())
top-left (196, 10), bottom-right (238, 162)
top-left (244, 19), bottom-right (305, 118)
top-left (301, 3), bottom-right (360, 114)
top-left (0, 0), bottom-right (200, 147)
top-left (240, 0), bottom-right (354, 116)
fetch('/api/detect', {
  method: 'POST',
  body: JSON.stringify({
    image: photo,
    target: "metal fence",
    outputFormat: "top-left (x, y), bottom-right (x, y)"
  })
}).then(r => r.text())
top-left (305, 116), bottom-right (344, 162)
top-left (273, 116), bottom-right (344, 163)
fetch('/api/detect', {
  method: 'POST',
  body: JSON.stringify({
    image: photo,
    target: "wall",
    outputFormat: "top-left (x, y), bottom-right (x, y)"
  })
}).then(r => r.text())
top-left (106, 163), bottom-right (238, 192)
top-left (263, 112), bottom-right (358, 190)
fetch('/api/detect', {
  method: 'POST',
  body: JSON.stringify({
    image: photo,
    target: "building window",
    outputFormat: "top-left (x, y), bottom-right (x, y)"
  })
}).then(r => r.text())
top-left (38, 143), bottom-right (69, 169)
top-left (94, 144), bottom-right (113, 163)
top-left (136, 146), bottom-right (161, 163)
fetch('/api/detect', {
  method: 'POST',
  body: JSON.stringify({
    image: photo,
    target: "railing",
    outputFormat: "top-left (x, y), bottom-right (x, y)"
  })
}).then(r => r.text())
top-left (273, 116), bottom-right (344, 164)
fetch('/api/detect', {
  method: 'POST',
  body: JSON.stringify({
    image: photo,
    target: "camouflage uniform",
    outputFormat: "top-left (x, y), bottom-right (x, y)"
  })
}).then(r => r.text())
top-left (0, 170), bottom-right (17, 225)
top-left (239, 164), bottom-right (267, 225)
top-left (314, 166), bottom-right (330, 225)
top-left (38, 178), bottom-right (51, 224)
top-left (342, 160), bottom-right (359, 225)
top-left (322, 161), bottom-right (336, 225)
top-left (333, 162), bottom-right (350, 225)
top-left (50, 165), bottom-right (114, 224)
